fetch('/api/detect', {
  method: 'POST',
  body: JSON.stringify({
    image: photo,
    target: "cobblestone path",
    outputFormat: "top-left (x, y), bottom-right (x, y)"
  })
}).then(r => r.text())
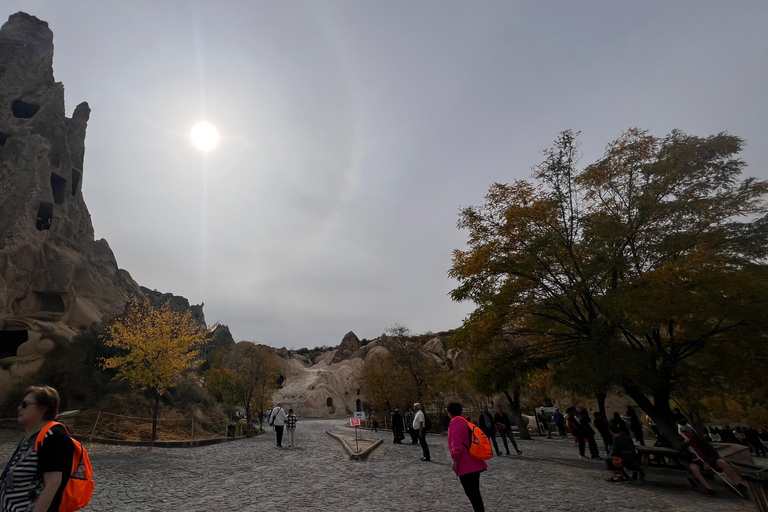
top-left (0, 419), bottom-right (754, 511)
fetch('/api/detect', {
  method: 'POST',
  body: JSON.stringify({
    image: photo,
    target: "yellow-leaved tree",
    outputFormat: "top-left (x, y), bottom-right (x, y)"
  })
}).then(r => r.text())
top-left (102, 298), bottom-right (209, 442)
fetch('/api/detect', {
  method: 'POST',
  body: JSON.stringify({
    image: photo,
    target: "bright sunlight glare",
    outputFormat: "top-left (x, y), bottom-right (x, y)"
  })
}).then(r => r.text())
top-left (190, 121), bottom-right (220, 152)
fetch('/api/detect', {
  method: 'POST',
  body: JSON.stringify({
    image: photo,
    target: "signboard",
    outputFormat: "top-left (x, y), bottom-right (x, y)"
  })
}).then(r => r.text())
top-left (353, 411), bottom-right (366, 420)
top-left (350, 418), bottom-right (361, 426)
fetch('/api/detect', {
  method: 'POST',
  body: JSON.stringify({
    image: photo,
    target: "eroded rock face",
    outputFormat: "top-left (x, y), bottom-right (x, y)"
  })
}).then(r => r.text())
top-left (0, 13), bottom-right (143, 398)
top-left (331, 331), bottom-right (360, 363)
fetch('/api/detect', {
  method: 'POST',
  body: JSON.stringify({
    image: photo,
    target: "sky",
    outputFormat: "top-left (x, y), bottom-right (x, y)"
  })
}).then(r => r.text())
top-left (4, 1), bottom-right (768, 349)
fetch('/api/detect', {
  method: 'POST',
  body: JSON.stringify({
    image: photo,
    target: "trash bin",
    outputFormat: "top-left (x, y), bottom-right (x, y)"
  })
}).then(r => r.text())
top-left (741, 472), bottom-right (768, 512)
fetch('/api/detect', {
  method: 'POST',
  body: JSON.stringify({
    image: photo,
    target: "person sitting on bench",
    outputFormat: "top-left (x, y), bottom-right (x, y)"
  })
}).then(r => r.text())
top-left (605, 423), bottom-right (637, 483)
top-left (680, 425), bottom-right (748, 497)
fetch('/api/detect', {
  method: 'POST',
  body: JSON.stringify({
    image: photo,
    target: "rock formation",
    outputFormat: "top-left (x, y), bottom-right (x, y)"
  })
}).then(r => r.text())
top-left (0, 13), bottom-right (144, 397)
top-left (271, 330), bottom-right (463, 418)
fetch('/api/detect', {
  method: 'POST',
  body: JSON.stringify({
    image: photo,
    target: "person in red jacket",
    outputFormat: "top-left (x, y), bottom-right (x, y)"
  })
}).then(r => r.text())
top-left (447, 402), bottom-right (487, 512)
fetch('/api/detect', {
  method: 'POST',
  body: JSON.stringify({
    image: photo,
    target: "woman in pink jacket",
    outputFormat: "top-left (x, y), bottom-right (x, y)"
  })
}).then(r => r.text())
top-left (447, 402), bottom-right (487, 512)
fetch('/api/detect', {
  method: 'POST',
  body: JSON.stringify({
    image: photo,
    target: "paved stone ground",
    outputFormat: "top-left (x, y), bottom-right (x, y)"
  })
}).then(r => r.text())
top-left (0, 419), bottom-right (756, 511)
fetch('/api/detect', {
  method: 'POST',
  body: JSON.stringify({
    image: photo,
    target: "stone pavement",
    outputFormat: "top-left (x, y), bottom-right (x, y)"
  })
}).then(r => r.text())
top-left (0, 419), bottom-right (754, 511)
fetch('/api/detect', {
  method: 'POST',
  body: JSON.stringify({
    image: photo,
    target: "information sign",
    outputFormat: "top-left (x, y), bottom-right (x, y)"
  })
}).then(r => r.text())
top-left (350, 418), bottom-right (361, 426)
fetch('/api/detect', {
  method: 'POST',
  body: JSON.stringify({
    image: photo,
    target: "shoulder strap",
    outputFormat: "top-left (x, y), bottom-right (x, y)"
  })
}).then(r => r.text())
top-left (35, 421), bottom-right (67, 452)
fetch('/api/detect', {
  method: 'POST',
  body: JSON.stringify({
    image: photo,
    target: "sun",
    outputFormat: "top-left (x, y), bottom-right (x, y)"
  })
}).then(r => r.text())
top-left (190, 121), bottom-right (220, 152)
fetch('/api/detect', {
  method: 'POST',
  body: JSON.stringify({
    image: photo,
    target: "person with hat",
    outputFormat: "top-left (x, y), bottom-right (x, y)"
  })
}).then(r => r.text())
top-left (680, 425), bottom-right (748, 497)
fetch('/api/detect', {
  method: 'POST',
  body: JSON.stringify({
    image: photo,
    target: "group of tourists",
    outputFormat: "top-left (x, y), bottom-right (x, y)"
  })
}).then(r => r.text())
top-left (386, 404), bottom-right (431, 461)
top-left (265, 402), bottom-right (298, 448)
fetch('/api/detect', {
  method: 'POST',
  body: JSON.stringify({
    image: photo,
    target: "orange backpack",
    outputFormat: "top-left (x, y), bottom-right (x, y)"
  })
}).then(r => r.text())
top-left (462, 418), bottom-right (493, 460)
top-left (34, 422), bottom-right (94, 512)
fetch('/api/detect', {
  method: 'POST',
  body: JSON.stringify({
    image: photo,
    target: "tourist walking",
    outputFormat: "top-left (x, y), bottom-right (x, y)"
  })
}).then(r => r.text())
top-left (538, 408), bottom-right (552, 438)
top-left (404, 406), bottom-right (417, 444)
top-left (626, 406), bottom-right (645, 446)
top-left (285, 408), bottom-right (298, 447)
top-left (413, 403), bottom-right (430, 461)
top-left (494, 405), bottom-right (522, 455)
top-left (270, 402), bottom-right (287, 447)
top-left (447, 402), bottom-right (487, 512)
top-left (391, 409), bottom-right (404, 444)
top-left (0, 386), bottom-right (73, 512)
top-left (478, 405), bottom-right (502, 456)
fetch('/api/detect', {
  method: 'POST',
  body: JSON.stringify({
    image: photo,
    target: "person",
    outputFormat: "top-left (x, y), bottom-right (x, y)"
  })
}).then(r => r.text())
top-left (554, 408), bottom-right (567, 438)
top-left (605, 423), bottom-right (637, 483)
top-left (285, 408), bottom-right (298, 447)
top-left (538, 408), bottom-right (552, 439)
top-left (626, 406), bottom-right (645, 446)
top-left (0, 385), bottom-right (73, 512)
top-left (745, 427), bottom-right (767, 457)
top-left (391, 409), bottom-right (404, 444)
top-left (672, 408), bottom-right (688, 428)
top-left (610, 412), bottom-right (630, 436)
top-left (447, 402), bottom-right (487, 512)
top-left (566, 407), bottom-right (591, 460)
top-left (579, 408), bottom-right (600, 459)
top-left (370, 411), bottom-right (378, 432)
top-left (478, 405), bottom-right (502, 456)
top-left (413, 403), bottom-right (430, 461)
top-left (404, 407), bottom-right (417, 444)
top-left (270, 402), bottom-right (287, 447)
top-left (494, 405), bottom-right (522, 455)
top-left (679, 425), bottom-right (748, 497)
top-left (594, 412), bottom-right (612, 455)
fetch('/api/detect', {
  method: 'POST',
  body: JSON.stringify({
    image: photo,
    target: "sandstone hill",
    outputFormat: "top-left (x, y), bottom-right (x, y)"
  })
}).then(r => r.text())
top-left (271, 330), bottom-right (470, 418)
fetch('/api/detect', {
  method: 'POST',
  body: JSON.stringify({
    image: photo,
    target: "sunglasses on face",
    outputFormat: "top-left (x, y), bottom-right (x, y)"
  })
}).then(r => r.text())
top-left (20, 400), bottom-right (37, 409)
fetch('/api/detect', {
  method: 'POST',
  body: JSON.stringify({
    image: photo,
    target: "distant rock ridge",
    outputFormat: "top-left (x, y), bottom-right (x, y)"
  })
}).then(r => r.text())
top-left (271, 330), bottom-right (467, 418)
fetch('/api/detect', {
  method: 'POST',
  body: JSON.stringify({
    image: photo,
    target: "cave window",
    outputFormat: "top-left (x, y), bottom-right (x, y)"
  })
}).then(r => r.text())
top-left (50, 173), bottom-right (67, 205)
top-left (357, 388), bottom-right (360, 396)
top-left (276, 375), bottom-right (285, 388)
top-left (71, 169), bottom-right (81, 196)
top-left (356, 399), bottom-right (362, 412)
top-left (0, 330), bottom-right (28, 358)
top-left (35, 202), bottom-right (53, 231)
top-left (35, 292), bottom-right (65, 312)
top-left (326, 397), bottom-right (333, 407)
top-left (0, 132), bottom-right (8, 146)
top-left (12, 100), bottom-right (40, 119)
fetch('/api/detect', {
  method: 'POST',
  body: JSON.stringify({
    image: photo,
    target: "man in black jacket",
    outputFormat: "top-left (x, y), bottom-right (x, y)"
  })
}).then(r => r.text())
top-left (478, 405), bottom-right (503, 456)
top-left (494, 405), bottom-right (523, 455)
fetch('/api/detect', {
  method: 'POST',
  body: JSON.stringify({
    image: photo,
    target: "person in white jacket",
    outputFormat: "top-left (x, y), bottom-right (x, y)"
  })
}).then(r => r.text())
top-left (270, 402), bottom-right (287, 447)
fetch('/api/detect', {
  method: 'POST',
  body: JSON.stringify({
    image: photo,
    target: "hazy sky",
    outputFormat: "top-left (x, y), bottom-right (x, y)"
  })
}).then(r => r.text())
top-left (5, 2), bottom-right (768, 349)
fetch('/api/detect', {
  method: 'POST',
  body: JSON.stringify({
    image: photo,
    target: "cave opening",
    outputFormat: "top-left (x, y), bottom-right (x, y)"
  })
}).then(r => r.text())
top-left (71, 169), bottom-right (81, 196)
top-left (35, 202), bottom-right (53, 231)
top-left (12, 100), bottom-right (40, 119)
top-left (0, 132), bottom-right (8, 146)
top-left (326, 397), bottom-right (334, 407)
top-left (35, 292), bottom-right (65, 313)
top-left (50, 173), bottom-right (67, 205)
top-left (0, 330), bottom-right (28, 358)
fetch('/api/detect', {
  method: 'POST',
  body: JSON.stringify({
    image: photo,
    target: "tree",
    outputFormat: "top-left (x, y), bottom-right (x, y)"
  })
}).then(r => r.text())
top-left (359, 351), bottom-right (412, 414)
top-left (223, 342), bottom-right (281, 428)
top-left (450, 129), bottom-right (768, 446)
top-left (102, 298), bottom-right (209, 443)
top-left (381, 324), bottom-right (441, 404)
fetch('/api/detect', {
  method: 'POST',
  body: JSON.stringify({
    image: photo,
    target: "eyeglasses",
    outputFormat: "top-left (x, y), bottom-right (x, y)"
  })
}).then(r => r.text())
top-left (20, 400), bottom-right (38, 409)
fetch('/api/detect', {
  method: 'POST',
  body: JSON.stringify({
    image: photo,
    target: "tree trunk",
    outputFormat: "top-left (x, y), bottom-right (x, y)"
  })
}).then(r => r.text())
top-left (505, 387), bottom-right (531, 440)
top-left (151, 391), bottom-right (160, 446)
top-left (622, 380), bottom-right (681, 450)
top-left (597, 392), bottom-right (607, 419)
